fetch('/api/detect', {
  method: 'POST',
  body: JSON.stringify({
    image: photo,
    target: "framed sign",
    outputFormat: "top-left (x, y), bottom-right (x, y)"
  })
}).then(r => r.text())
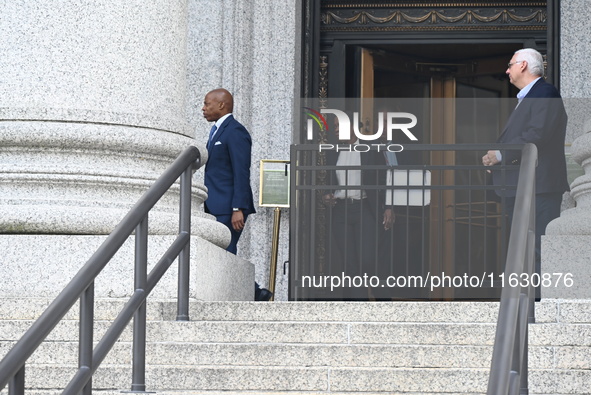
top-left (259, 160), bottom-right (290, 208)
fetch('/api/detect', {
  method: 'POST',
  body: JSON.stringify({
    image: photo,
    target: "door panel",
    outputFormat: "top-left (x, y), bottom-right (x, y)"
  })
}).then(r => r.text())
top-left (356, 45), bottom-right (511, 299)
top-left (429, 76), bottom-right (456, 299)
top-left (360, 48), bottom-right (374, 134)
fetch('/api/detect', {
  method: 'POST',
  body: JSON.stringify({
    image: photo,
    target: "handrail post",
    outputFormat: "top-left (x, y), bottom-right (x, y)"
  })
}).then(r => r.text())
top-left (79, 282), bottom-right (95, 395)
top-left (177, 166), bottom-right (193, 321)
top-left (521, 177), bottom-right (536, 395)
top-left (130, 216), bottom-right (148, 392)
top-left (528, 182), bottom-right (536, 324)
top-left (527, 229), bottom-right (536, 325)
top-left (8, 366), bottom-right (24, 395)
top-left (519, 294), bottom-right (530, 395)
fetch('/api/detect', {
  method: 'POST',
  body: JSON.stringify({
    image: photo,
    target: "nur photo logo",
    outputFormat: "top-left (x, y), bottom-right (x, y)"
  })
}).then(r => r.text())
top-left (303, 107), bottom-right (419, 152)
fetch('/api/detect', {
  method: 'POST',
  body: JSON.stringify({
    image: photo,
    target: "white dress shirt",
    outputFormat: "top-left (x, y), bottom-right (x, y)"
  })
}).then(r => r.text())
top-left (334, 148), bottom-right (365, 200)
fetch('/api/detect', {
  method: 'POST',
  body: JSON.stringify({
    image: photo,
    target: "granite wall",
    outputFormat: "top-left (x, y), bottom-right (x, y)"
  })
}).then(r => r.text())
top-left (560, 1), bottom-right (591, 100)
top-left (187, 0), bottom-right (297, 300)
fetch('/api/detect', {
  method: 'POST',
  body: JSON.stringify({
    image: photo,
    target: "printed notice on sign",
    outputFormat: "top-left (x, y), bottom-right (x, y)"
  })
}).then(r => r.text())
top-left (259, 160), bottom-right (290, 207)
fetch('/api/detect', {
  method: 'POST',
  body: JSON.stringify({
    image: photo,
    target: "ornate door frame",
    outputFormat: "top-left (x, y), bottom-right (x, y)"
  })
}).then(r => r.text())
top-left (293, 0), bottom-right (560, 300)
top-left (300, 0), bottom-right (560, 117)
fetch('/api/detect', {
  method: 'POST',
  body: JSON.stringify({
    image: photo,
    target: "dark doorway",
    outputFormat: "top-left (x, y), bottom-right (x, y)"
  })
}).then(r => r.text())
top-left (294, 0), bottom-right (555, 300)
top-left (351, 44), bottom-right (522, 299)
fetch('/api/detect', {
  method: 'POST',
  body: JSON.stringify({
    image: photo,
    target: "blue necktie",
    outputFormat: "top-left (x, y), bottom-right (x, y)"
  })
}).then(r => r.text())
top-left (207, 125), bottom-right (217, 149)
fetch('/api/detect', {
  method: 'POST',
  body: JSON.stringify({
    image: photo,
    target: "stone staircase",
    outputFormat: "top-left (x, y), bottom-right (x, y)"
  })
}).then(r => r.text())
top-left (1, 298), bottom-right (590, 394)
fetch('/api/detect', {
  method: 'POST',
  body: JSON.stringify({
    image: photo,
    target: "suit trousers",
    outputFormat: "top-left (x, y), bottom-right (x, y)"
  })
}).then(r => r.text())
top-left (214, 213), bottom-right (263, 294)
top-left (214, 213), bottom-right (245, 255)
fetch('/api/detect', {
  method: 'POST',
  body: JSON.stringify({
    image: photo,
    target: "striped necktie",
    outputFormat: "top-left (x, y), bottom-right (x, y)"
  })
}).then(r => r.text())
top-left (207, 125), bottom-right (217, 149)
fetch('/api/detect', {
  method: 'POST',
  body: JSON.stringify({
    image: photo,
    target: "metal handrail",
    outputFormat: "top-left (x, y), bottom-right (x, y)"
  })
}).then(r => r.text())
top-left (487, 143), bottom-right (537, 395)
top-left (0, 145), bottom-right (201, 394)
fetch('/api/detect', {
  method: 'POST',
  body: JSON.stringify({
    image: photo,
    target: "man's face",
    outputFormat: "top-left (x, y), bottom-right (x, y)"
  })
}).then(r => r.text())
top-left (506, 55), bottom-right (524, 88)
top-left (202, 93), bottom-right (223, 122)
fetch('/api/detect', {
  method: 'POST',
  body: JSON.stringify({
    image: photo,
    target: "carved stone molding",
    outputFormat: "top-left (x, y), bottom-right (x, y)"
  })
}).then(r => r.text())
top-left (319, 56), bottom-right (329, 109)
top-left (321, 6), bottom-right (546, 32)
top-left (547, 126), bottom-right (591, 236)
top-left (315, 55), bottom-right (329, 275)
top-left (321, 1), bottom-right (545, 9)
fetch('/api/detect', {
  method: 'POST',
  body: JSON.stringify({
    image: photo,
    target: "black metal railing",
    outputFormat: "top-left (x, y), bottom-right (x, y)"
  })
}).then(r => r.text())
top-left (289, 143), bottom-right (525, 301)
top-left (0, 145), bottom-right (201, 394)
top-left (487, 143), bottom-right (537, 395)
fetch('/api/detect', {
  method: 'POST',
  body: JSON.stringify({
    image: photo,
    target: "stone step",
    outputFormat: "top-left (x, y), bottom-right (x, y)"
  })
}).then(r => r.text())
top-left (1, 340), bottom-right (575, 370)
top-left (0, 365), bottom-right (489, 392)
top-left (3, 319), bottom-right (591, 348)
top-left (0, 392), bottom-right (126, 395)
top-left (0, 320), bottom-right (498, 344)
top-left (2, 299), bottom-right (591, 394)
top-left (0, 298), bottom-right (179, 321)
top-left (0, 299), bottom-right (501, 323)
top-left (1, 298), bottom-right (589, 324)
top-left (0, 392), bottom-right (484, 395)
top-left (2, 365), bottom-right (591, 394)
top-left (188, 299), bottom-right (591, 324)
top-left (189, 301), bottom-right (500, 323)
top-left (141, 392), bottom-right (483, 395)
top-left (1, 342), bottom-right (495, 368)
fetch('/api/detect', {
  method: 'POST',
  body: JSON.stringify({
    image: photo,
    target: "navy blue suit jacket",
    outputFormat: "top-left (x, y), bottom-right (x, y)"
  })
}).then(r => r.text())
top-left (204, 115), bottom-right (256, 216)
top-left (493, 78), bottom-right (569, 197)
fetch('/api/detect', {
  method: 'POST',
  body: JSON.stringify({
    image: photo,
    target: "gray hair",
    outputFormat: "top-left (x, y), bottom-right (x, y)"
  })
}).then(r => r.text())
top-left (514, 48), bottom-right (544, 77)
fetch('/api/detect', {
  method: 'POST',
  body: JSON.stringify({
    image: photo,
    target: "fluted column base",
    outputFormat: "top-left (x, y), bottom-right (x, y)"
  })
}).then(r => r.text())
top-left (0, 235), bottom-right (252, 300)
top-left (0, 121), bottom-right (229, 248)
top-left (544, 124), bottom-right (591, 298)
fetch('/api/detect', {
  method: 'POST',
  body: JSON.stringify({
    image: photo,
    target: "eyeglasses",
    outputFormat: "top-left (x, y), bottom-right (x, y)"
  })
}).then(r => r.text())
top-left (507, 60), bottom-right (525, 68)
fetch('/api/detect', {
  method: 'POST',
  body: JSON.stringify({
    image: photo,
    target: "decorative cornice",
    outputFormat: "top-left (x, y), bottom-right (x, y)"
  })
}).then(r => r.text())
top-left (322, 25), bottom-right (546, 32)
top-left (321, 7), bottom-right (546, 32)
top-left (322, 1), bottom-right (545, 8)
top-left (324, 9), bottom-right (544, 24)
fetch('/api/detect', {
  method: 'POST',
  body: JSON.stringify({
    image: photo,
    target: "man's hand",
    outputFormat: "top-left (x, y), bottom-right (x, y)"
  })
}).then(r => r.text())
top-left (231, 210), bottom-right (245, 231)
top-left (323, 193), bottom-right (336, 207)
top-left (482, 150), bottom-right (500, 167)
top-left (383, 208), bottom-right (394, 230)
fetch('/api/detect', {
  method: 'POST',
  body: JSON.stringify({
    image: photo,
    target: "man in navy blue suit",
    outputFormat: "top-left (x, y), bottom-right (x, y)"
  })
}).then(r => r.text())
top-left (202, 88), bottom-right (272, 301)
top-left (482, 48), bottom-right (568, 286)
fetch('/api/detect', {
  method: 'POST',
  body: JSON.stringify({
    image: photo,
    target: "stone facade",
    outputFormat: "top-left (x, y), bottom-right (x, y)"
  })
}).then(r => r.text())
top-left (0, 0), bottom-right (589, 301)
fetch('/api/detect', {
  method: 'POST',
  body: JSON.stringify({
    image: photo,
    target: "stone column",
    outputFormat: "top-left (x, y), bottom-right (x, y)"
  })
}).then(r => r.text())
top-left (0, 1), bottom-right (256, 301)
top-left (544, 123), bottom-right (591, 298)
top-left (0, 0), bottom-right (227, 245)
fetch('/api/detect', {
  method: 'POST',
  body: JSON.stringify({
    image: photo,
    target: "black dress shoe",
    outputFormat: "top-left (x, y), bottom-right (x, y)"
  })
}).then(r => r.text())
top-left (255, 288), bottom-right (273, 301)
